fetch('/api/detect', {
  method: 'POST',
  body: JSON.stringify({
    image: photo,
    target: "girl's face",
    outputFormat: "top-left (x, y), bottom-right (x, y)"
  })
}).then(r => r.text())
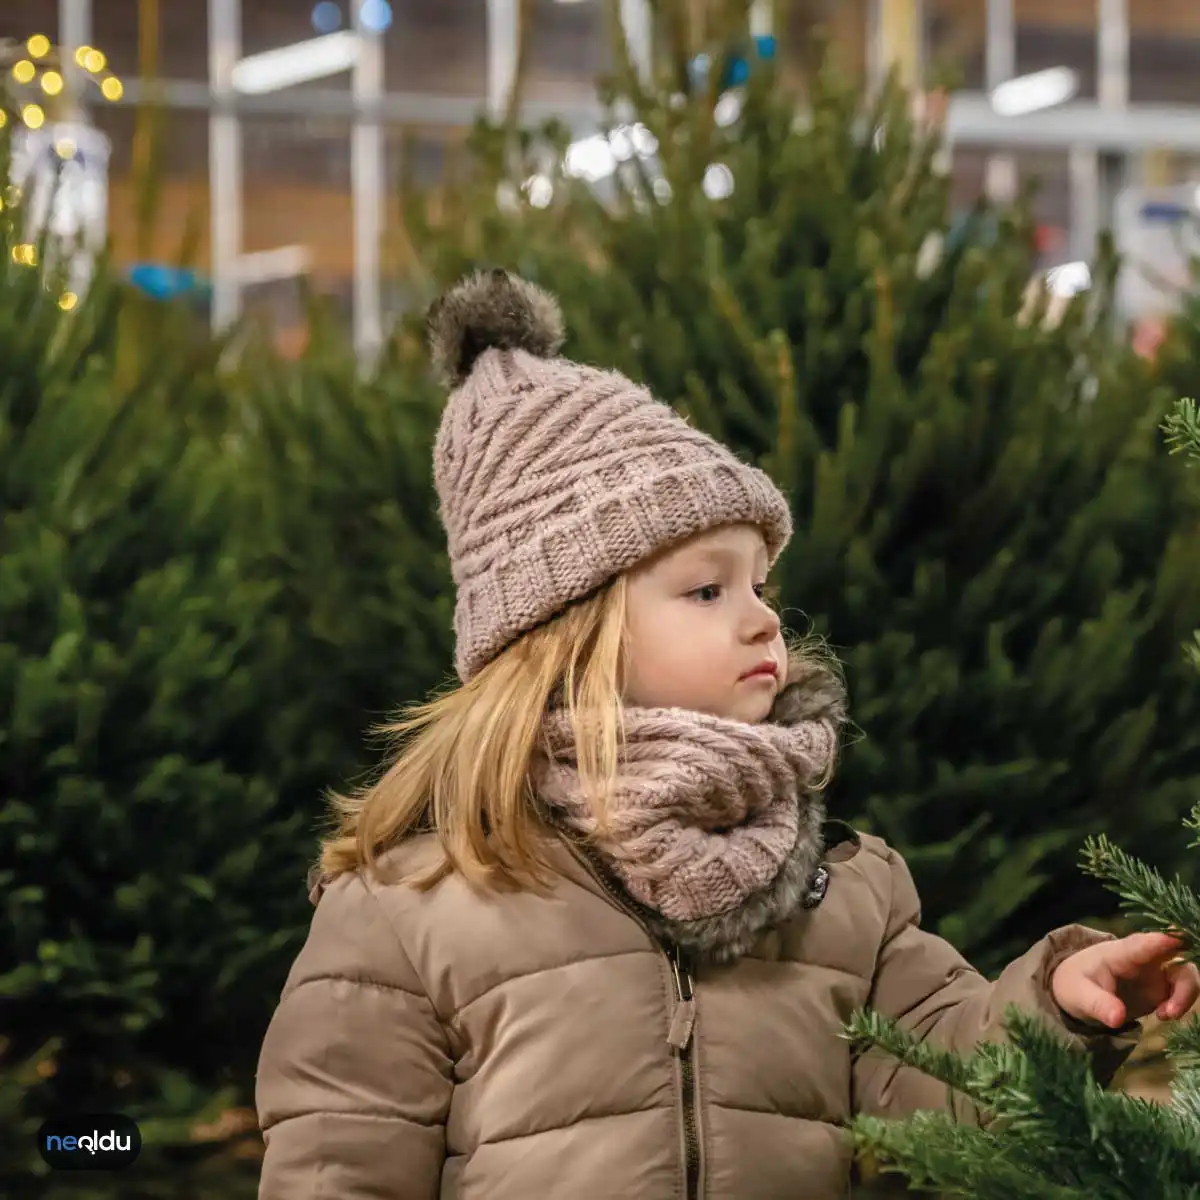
top-left (622, 523), bottom-right (787, 723)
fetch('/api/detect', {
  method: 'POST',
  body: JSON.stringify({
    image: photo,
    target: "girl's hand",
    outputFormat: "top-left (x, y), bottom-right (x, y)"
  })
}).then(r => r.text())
top-left (1050, 932), bottom-right (1200, 1029)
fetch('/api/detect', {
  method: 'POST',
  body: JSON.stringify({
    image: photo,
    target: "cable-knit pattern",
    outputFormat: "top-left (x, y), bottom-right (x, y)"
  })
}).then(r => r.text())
top-left (433, 345), bottom-right (793, 682)
top-left (533, 686), bottom-right (840, 926)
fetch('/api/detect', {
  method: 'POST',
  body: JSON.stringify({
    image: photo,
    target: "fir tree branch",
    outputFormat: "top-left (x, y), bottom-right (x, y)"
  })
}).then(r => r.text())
top-left (1166, 1013), bottom-right (1200, 1068)
top-left (1079, 834), bottom-right (1200, 947)
top-left (849, 1112), bottom-right (1076, 1200)
top-left (1163, 397), bottom-right (1200, 464)
top-left (1185, 630), bottom-right (1200, 674)
top-left (843, 1008), bottom-right (1018, 1107)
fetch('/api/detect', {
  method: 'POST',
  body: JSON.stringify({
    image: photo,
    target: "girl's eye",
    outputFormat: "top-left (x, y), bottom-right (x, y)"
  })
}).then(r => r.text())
top-left (689, 584), bottom-right (721, 602)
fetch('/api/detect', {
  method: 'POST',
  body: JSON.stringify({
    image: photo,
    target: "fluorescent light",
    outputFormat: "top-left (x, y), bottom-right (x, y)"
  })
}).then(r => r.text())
top-left (231, 31), bottom-right (359, 94)
top-left (990, 66), bottom-right (1078, 117)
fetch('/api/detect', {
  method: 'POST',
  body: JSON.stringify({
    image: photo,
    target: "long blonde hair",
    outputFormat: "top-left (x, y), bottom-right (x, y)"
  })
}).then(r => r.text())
top-left (317, 574), bottom-right (629, 894)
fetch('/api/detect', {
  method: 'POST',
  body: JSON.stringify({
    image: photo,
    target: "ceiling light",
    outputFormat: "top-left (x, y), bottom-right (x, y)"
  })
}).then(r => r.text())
top-left (990, 66), bottom-right (1078, 117)
top-left (231, 31), bottom-right (359, 94)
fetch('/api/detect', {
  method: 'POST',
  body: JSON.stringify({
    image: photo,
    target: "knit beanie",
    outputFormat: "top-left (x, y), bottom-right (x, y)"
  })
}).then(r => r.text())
top-left (428, 268), bottom-right (793, 683)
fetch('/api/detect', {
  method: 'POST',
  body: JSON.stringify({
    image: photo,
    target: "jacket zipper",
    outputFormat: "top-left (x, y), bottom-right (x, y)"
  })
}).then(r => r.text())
top-left (569, 842), bottom-right (702, 1199)
top-left (668, 942), bottom-right (701, 1200)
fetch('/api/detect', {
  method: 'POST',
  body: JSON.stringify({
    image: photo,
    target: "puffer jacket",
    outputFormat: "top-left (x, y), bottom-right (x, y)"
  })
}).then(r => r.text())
top-left (255, 822), bottom-right (1138, 1199)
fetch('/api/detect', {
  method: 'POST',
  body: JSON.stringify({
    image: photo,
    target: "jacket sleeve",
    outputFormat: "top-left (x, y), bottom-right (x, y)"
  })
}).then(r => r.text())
top-left (852, 842), bottom-right (1140, 1125)
top-left (256, 870), bottom-right (453, 1199)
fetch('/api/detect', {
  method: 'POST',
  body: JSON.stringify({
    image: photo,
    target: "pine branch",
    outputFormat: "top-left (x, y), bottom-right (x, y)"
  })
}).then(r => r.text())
top-left (1079, 833), bottom-right (1200, 946)
top-left (843, 1008), bottom-right (1021, 1110)
top-left (1166, 1013), bottom-right (1200, 1067)
top-left (1163, 397), bottom-right (1200, 464)
top-left (849, 1112), bottom-right (1076, 1200)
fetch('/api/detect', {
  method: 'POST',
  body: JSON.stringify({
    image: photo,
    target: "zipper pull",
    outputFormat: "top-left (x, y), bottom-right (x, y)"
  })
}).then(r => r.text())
top-left (667, 947), bottom-right (696, 1051)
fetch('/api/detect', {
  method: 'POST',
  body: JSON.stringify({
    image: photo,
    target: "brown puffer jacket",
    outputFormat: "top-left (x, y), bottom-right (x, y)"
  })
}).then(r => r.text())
top-left (255, 824), bottom-right (1138, 1199)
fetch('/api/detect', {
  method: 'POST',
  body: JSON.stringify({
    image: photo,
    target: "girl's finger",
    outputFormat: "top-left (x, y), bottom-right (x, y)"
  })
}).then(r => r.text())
top-left (1157, 965), bottom-right (1200, 1021)
top-left (1069, 977), bottom-right (1127, 1028)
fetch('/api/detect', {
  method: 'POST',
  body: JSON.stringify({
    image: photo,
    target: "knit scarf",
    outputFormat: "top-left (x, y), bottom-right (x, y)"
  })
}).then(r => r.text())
top-left (533, 656), bottom-right (848, 964)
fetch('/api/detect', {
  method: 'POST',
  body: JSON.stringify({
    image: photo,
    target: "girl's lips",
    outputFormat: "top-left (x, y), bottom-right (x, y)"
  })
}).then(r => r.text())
top-left (739, 663), bottom-right (779, 681)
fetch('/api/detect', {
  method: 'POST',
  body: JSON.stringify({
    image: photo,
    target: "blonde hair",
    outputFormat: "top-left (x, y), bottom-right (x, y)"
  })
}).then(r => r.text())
top-left (317, 574), bottom-right (629, 894)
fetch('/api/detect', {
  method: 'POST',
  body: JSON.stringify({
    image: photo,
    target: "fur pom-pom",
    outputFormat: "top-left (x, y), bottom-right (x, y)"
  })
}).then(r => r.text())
top-left (427, 268), bottom-right (565, 387)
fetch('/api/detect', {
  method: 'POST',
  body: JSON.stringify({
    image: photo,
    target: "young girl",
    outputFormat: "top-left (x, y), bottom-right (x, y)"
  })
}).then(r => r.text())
top-left (255, 269), bottom-right (1197, 1199)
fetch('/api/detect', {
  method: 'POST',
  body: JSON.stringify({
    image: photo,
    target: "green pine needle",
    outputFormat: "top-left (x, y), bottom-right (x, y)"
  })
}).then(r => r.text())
top-left (1079, 833), bottom-right (1200, 947)
top-left (1166, 1015), bottom-right (1200, 1068)
top-left (1163, 397), bottom-right (1200, 464)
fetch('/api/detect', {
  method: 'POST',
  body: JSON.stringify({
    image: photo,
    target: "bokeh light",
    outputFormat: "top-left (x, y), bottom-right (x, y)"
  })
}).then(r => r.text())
top-left (312, 1), bottom-right (342, 34)
top-left (359, 0), bottom-right (393, 34)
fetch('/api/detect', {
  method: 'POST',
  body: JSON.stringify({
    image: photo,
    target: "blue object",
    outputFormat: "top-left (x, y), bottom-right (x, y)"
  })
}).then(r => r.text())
top-left (358, 0), bottom-right (392, 33)
top-left (311, 1), bottom-right (342, 34)
top-left (690, 36), bottom-right (775, 92)
top-left (726, 58), bottom-right (750, 86)
top-left (1141, 201), bottom-right (1190, 223)
top-left (128, 263), bottom-right (209, 300)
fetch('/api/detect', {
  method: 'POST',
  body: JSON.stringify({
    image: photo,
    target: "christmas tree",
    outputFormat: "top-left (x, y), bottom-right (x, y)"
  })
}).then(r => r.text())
top-left (395, 0), bottom-right (1200, 975)
top-left (846, 397), bottom-right (1200, 1197)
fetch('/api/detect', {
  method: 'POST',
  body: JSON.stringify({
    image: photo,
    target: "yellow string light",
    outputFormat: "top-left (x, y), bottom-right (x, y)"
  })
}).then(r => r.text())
top-left (59, 292), bottom-right (79, 312)
top-left (83, 49), bottom-right (106, 73)
top-left (13, 59), bottom-right (36, 84)
top-left (56, 137), bottom-right (77, 159)
top-left (74, 46), bottom-right (92, 67)
top-left (41, 70), bottom-right (64, 96)
top-left (101, 76), bottom-right (124, 101)
top-left (0, 111), bottom-right (7, 130)
top-left (22, 104), bottom-right (45, 129)
top-left (11, 244), bottom-right (38, 267)
top-left (27, 34), bottom-right (51, 59)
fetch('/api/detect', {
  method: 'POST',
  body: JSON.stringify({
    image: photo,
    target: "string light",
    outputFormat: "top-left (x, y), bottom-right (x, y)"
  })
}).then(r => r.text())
top-left (11, 244), bottom-right (38, 267)
top-left (58, 292), bottom-right (79, 311)
top-left (55, 136), bottom-right (77, 158)
top-left (0, 111), bottom-right (7, 129)
top-left (3, 36), bottom-right (125, 111)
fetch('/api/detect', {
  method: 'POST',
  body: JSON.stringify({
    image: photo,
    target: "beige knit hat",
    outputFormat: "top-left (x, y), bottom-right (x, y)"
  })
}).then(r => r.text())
top-left (428, 268), bottom-right (793, 683)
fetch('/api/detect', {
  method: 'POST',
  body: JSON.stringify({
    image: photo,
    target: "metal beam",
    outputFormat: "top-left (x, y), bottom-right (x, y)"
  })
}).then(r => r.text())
top-left (207, 0), bottom-right (242, 331)
top-left (352, 10), bottom-right (384, 366)
top-left (618, 0), bottom-right (652, 85)
top-left (486, 0), bottom-right (518, 119)
top-left (111, 75), bottom-right (1200, 156)
top-left (983, 0), bottom-right (1016, 202)
top-left (58, 0), bottom-right (92, 120)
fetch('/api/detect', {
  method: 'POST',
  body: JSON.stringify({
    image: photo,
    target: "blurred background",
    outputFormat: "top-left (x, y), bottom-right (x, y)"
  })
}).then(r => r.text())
top-left (4, 5), bottom-right (1200, 1196)
top-left (4, 0), bottom-right (1200, 362)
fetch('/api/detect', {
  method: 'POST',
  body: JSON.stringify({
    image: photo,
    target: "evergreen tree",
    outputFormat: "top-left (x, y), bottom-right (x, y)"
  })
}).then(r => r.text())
top-left (0, 179), bottom-right (292, 1193)
top-left (394, 0), bottom-right (1200, 973)
top-left (846, 400), bottom-right (1200, 1196)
